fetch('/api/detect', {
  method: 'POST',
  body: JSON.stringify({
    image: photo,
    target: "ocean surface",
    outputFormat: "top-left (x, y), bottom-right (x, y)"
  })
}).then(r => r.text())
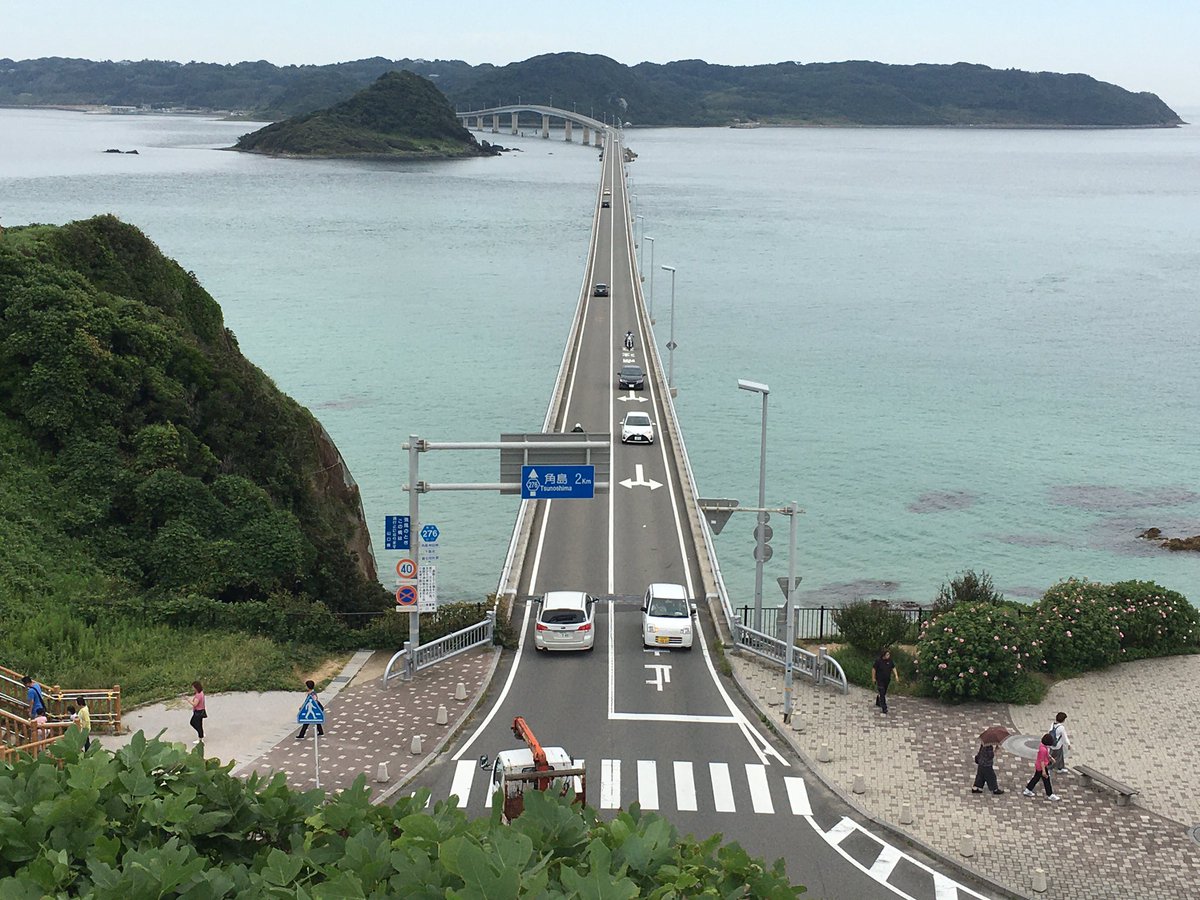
top-left (3, 108), bottom-right (1199, 610)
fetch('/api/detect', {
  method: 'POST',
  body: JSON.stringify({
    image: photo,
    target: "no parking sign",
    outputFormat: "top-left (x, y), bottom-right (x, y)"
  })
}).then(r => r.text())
top-left (396, 584), bottom-right (418, 608)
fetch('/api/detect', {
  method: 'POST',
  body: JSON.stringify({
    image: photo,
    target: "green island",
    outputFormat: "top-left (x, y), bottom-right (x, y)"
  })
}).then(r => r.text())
top-left (0, 53), bottom-right (1182, 127)
top-left (234, 70), bottom-right (498, 159)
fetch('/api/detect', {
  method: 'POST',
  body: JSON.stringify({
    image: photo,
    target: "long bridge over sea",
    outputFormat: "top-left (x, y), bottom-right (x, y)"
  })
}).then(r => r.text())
top-left (457, 103), bottom-right (608, 145)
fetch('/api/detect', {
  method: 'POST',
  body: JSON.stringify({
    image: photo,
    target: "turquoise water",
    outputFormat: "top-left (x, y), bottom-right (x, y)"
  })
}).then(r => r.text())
top-left (3, 109), bottom-right (1198, 608)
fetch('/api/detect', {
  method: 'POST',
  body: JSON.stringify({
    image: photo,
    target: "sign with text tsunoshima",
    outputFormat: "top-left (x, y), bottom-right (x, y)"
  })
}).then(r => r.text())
top-left (521, 465), bottom-right (595, 499)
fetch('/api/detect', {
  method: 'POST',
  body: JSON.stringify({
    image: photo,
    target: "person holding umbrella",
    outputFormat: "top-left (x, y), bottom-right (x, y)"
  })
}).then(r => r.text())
top-left (972, 725), bottom-right (1010, 795)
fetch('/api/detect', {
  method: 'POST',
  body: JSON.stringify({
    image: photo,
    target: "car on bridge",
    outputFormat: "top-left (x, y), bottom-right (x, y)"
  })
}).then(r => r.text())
top-left (642, 583), bottom-right (694, 649)
top-left (617, 365), bottom-right (645, 390)
top-left (534, 591), bottom-right (596, 652)
top-left (601, 200), bottom-right (611, 208)
top-left (593, 283), bottom-right (609, 297)
top-left (620, 411), bottom-right (655, 444)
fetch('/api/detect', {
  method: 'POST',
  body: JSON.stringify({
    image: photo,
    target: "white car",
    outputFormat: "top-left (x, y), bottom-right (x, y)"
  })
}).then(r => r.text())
top-left (642, 583), bottom-right (693, 649)
top-left (535, 591), bottom-right (596, 651)
top-left (620, 411), bottom-right (655, 444)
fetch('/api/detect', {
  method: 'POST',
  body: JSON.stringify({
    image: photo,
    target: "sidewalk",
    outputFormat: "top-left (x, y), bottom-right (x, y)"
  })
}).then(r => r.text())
top-left (729, 651), bottom-right (1200, 899)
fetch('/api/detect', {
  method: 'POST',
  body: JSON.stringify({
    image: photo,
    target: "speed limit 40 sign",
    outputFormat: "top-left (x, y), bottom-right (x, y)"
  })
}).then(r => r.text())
top-left (395, 558), bottom-right (417, 579)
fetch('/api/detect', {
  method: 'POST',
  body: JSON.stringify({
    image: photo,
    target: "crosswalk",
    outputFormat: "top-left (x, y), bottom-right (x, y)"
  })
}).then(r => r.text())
top-left (445, 757), bottom-right (812, 817)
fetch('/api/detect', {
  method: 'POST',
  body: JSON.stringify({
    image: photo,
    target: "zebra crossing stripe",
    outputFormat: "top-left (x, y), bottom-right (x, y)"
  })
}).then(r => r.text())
top-left (783, 776), bottom-right (812, 816)
top-left (709, 762), bottom-right (736, 812)
top-left (674, 761), bottom-right (697, 811)
top-left (637, 760), bottom-right (659, 810)
top-left (600, 759), bottom-right (621, 809)
top-left (933, 872), bottom-right (961, 900)
top-left (869, 844), bottom-right (903, 880)
top-left (745, 764), bottom-right (774, 814)
top-left (825, 817), bottom-right (857, 845)
top-left (449, 759), bottom-right (475, 809)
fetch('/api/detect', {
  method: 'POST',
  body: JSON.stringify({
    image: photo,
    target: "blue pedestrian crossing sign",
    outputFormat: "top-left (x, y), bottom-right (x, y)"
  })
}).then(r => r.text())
top-left (296, 696), bottom-right (326, 724)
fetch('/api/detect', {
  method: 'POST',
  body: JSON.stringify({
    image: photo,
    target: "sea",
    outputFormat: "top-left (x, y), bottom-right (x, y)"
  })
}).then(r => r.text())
top-left (2, 108), bottom-right (1198, 611)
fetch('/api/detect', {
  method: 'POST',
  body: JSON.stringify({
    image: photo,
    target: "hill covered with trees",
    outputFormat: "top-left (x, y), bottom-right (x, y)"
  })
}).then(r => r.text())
top-left (0, 53), bottom-right (1182, 127)
top-left (234, 70), bottom-right (494, 159)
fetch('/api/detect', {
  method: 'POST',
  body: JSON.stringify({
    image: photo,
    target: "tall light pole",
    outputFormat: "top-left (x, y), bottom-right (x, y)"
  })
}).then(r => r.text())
top-left (661, 265), bottom-right (677, 393)
top-left (738, 379), bottom-right (770, 631)
top-left (644, 236), bottom-right (655, 321)
top-left (635, 215), bottom-right (644, 269)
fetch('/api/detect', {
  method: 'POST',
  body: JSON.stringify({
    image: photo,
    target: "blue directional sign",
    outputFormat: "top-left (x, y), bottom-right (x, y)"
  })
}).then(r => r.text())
top-left (296, 696), bottom-right (325, 724)
top-left (385, 515), bottom-right (411, 550)
top-left (521, 465), bottom-right (596, 499)
top-left (421, 524), bottom-right (440, 543)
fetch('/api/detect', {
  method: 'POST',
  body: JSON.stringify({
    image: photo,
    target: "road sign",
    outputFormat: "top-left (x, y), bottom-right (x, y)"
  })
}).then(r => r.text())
top-left (500, 433), bottom-right (610, 494)
top-left (521, 465), bottom-right (595, 499)
top-left (754, 523), bottom-right (774, 543)
top-left (418, 565), bottom-right (437, 613)
top-left (384, 515), bottom-right (411, 550)
top-left (698, 498), bottom-right (739, 535)
top-left (777, 576), bottom-right (803, 599)
top-left (421, 524), bottom-right (440, 543)
top-left (754, 543), bottom-right (774, 563)
top-left (666, 340), bottom-right (678, 350)
top-left (296, 696), bottom-right (325, 724)
top-left (395, 558), bottom-right (417, 579)
top-left (396, 584), bottom-right (418, 607)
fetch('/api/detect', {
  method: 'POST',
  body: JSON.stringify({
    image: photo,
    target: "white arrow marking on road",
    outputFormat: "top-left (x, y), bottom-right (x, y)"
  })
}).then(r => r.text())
top-left (620, 463), bottom-right (662, 490)
top-left (644, 664), bottom-right (672, 691)
top-left (618, 390), bottom-right (648, 403)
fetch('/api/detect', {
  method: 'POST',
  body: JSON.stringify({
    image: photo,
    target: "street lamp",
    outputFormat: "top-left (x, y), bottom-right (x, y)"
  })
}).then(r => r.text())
top-left (644, 236), bottom-right (655, 321)
top-left (661, 265), bottom-right (677, 393)
top-left (738, 378), bottom-right (770, 632)
top-left (635, 214), bottom-right (644, 268)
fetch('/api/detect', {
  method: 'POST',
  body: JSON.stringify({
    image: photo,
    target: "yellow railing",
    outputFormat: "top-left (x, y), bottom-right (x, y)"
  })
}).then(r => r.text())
top-left (0, 663), bottom-right (122, 761)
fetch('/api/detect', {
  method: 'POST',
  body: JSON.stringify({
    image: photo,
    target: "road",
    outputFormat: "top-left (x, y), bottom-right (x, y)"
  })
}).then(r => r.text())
top-left (407, 135), bottom-right (995, 900)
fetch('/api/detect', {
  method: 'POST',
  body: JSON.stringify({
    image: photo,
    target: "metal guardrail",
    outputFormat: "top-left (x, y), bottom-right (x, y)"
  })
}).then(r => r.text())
top-left (383, 612), bottom-right (496, 687)
top-left (732, 620), bottom-right (848, 694)
top-left (733, 604), bottom-right (930, 642)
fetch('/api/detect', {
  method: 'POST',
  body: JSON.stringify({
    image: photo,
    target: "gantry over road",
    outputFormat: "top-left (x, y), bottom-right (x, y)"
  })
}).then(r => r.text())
top-left (405, 131), bottom-right (998, 900)
top-left (457, 103), bottom-right (608, 145)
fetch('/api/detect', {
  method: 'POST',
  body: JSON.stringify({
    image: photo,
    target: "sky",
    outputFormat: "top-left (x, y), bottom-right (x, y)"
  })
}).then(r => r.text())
top-left (4, 0), bottom-right (1198, 108)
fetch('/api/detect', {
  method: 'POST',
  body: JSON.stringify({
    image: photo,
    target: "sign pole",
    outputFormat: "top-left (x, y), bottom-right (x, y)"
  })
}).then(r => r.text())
top-left (408, 434), bottom-right (421, 676)
top-left (783, 500), bottom-right (798, 722)
top-left (313, 728), bottom-right (320, 789)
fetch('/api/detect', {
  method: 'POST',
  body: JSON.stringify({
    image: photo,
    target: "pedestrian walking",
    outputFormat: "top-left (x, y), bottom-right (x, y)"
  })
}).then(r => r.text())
top-left (296, 679), bottom-right (325, 739)
top-left (971, 742), bottom-right (1005, 794)
top-left (1023, 733), bottom-right (1060, 801)
top-left (189, 681), bottom-right (206, 745)
top-left (1050, 712), bottom-right (1070, 773)
top-left (871, 649), bottom-right (899, 714)
top-left (77, 697), bottom-right (92, 751)
top-left (21, 675), bottom-right (48, 718)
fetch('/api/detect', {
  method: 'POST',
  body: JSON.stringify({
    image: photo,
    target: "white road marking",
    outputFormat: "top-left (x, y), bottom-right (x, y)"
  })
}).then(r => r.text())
top-left (784, 776), bottom-right (812, 816)
top-left (933, 873), bottom-right (962, 900)
top-left (825, 817), bottom-right (857, 845)
top-left (448, 759), bottom-right (475, 808)
top-left (709, 762), bottom-right (736, 812)
top-left (608, 712), bottom-right (739, 723)
top-left (869, 844), bottom-right (903, 880)
top-left (644, 663), bottom-right (672, 691)
top-left (745, 764), bottom-right (774, 814)
top-left (619, 463), bottom-right (663, 490)
top-left (600, 759), bottom-right (621, 809)
top-left (618, 390), bottom-right (648, 403)
top-left (674, 761), bottom-right (697, 811)
top-left (637, 759), bottom-right (659, 810)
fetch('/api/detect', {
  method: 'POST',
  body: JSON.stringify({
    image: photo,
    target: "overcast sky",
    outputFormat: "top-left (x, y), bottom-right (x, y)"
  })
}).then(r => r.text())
top-left (5, 0), bottom-right (1198, 108)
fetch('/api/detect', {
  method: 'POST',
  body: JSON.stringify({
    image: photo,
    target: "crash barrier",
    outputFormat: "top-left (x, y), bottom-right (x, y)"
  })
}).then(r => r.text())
top-left (732, 620), bottom-right (848, 695)
top-left (383, 611), bottom-right (496, 687)
top-left (735, 604), bottom-right (931, 642)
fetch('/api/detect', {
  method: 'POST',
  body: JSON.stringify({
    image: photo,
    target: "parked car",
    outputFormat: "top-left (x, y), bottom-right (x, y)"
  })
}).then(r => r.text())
top-left (535, 591), bottom-right (596, 652)
top-left (593, 283), bottom-right (609, 297)
top-left (620, 411), bottom-right (655, 444)
top-left (617, 365), bottom-right (645, 390)
top-left (642, 583), bottom-right (693, 649)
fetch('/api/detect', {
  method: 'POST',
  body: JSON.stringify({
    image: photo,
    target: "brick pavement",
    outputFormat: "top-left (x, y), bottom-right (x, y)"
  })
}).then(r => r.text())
top-left (243, 647), bottom-right (497, 796)
top-left (731, 652), bottom-right (1200, 900)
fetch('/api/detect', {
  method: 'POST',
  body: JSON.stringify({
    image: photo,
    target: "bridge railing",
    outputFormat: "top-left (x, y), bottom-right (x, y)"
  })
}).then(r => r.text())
top-left (383, 612), bottom-right (495, 687)
top-left (732, 620), bottom-right (848, 694)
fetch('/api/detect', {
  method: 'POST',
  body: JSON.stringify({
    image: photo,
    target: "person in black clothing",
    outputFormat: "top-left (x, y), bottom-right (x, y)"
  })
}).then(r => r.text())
top-left (971, 743), bottom-right (1005, 794)
top-left (296, 680), bottom-right (325, 739)
top-left (871, 649), bottom-right (899, 714)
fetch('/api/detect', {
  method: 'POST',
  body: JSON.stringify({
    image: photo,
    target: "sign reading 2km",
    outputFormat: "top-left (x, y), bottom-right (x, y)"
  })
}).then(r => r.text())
top-left (522, 465), bottom-right (595, 499)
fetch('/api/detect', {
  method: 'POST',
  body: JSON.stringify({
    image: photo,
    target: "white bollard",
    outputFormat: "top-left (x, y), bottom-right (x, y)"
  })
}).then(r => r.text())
top-left (899, 802), bottom-right (914, 825)
top-left (1032, 868), bottom-right (1048, 894)
top-left (817, 745), bottom-right (833, 763)
top-left (852, 774), bottom-right (866, 795)
top-left (410, 735), bottom-right (423, 755)
top-left (375, 762), bottom-right (389, 783)
top-left (791, 716), bottom-right (806, 733)
top-left (959, 833), bottom-right (975, 858)
top-left (436, 705), bottom-right (449, 726)
top-left (454, 682), bottom-right (467, 702)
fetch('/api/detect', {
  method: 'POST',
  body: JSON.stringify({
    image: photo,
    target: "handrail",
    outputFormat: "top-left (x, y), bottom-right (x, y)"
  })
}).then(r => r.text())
top-left (0, 665), bottom-right (122, 734)
top-left (381, 648), bottom-right (409, 688)
top-left (733, 621), bottom-right (848, 694)
top-left (383, 612), bottom-right (495, 687)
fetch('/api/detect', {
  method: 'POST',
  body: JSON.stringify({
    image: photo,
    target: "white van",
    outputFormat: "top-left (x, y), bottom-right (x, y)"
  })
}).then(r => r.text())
top-left (641, 583), bottom-right (694, 649)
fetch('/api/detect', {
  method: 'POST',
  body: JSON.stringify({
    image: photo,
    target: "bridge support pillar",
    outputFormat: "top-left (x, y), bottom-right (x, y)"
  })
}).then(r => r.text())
top-left (594, 131), bottom-right (603, 147)
top-left (491, 114), bottom-right (499, 133)
top-left (541, 114), bottom-right (550, 138)
top-left (475, 115), bottom-right (484, 132)
top-left (582, 125), bottom-right (590, 145)
top-left (511, 111), bottom-right (519, 135)
top-left (564, 120), bottom-right (573, 142)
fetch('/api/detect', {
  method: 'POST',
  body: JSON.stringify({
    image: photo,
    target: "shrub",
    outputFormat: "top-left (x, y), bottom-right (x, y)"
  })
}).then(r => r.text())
top-left (1108, 580), bottom-right (1200, 657)
top-left (1030, 579), bottom-right (1122, 674)
top-left (832, 601), bottom-right (911, 654)
top-left (915, 602), bottom-right (1044, 702)
top-left (932, 569), bottom-right (1005, 613)
top-left (829, 644), bottom-right (917, 692)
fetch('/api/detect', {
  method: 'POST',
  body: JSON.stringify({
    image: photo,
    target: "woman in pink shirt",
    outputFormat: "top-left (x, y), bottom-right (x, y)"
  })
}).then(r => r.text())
top-left (189, 681), bottom-right (206, 744)
top-left (1023, 732), bottom-right (1060, 801)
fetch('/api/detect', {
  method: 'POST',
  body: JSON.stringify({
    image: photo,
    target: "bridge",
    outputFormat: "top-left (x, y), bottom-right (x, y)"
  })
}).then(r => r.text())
top-left (400, 131), bottom-right (995, 899)
top-left (457, 103), bottom-right (609, 145)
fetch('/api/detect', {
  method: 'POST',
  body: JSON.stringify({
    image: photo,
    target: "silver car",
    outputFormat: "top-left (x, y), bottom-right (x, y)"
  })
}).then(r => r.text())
top-left (534, 591), bottom-right (596, 651)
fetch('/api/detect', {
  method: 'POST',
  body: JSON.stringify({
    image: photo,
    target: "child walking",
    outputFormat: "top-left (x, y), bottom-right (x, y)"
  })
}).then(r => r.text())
top-left (1023, 733), bottom-right (1060, 801)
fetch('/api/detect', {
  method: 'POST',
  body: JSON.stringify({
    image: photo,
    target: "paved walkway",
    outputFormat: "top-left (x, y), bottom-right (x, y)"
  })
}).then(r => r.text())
top-left (730, 651), bottom-right (1200, 900)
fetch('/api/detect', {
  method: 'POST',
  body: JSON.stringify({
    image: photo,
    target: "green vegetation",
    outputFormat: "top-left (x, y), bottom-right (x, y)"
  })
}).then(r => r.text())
top-left (0, 53), bottom-right (1182, 127)
top-left (0, 216), bottom-right (404, 701)
top-left (234, 70), bottom-right (492, 159)
top-left (831, 601), bottom-right (912, 654)
top-left (0, 732), bottom-right (805, 897)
